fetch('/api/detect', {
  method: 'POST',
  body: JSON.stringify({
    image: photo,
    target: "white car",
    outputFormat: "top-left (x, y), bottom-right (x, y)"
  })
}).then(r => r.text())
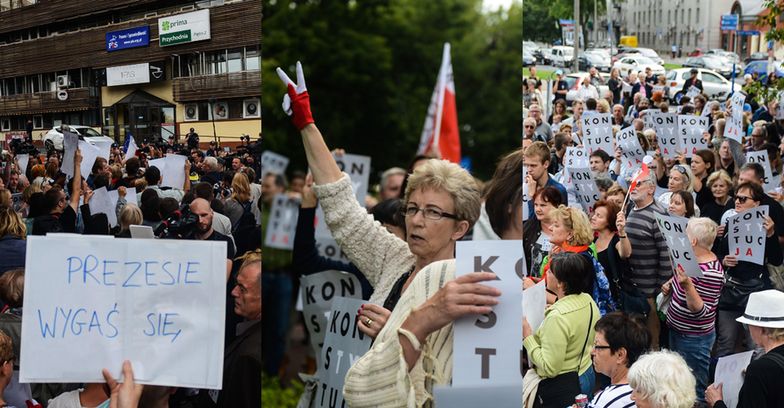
top-left (565, 72), bottom-right (610, 105)
top-left (664, 68), bottom-right (736, 102)
top-left (550, 46), bottom-right (574, 67)
top-left (612, 55), bottom-right (666, 77)
top-left (43, 125), bottom-right (115, 152)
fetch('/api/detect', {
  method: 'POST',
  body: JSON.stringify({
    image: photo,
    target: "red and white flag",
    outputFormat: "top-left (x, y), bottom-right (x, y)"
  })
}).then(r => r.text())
top-left (417, 43), bottom-right (461, 164)
top-left (628, 162), bottom-right (650, 194)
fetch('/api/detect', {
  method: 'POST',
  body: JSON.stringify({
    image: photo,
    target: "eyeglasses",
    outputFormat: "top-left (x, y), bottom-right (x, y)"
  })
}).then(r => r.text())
top-left (735, 195), bottom-right (753, 204)
top-left (524, 125), bottom-right (535, 129)
top-left (402, 206), bottom-right (458, 221)
top-left (593, 344), bottom-right (612, 350)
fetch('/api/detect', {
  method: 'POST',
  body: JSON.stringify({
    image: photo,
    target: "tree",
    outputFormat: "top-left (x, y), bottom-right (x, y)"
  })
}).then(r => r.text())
top-left (523, 1), bottom-right (559, 42)
top-left (548, 0), bottom-right (607, 46)
top-left (262, 0), bottom-right (521, 182)
top-left (745, 0), bottom-right (784, 105)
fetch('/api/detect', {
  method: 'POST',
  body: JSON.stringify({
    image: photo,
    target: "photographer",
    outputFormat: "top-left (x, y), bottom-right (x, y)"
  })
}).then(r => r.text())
top-left (189, 198), bottom-right (234, 281)
top-left (186, 128), bottom-right (199, 150)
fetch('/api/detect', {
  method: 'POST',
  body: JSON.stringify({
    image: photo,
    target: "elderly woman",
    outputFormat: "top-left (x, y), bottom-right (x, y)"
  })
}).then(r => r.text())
top-left (523, 253), bottom-right (601, 405)
top-left (661, 217), bottom-right (724, 404)
top-left (589, 312), bottom-right (650, 408)
top-left (715, 182), bottom-right (781, 358)
top-left (701, 170), bottom-right (733, 225)
top-left (0, 207), bottom-right (26, 275)
top-left (667, 190), bottom-right (695, 218)
top-left (540, 205), bottom-right (615, 316)
top-left (628, 350), bottom-right (696, 408)
top-left (115, 204), bottom-right (142, 238)
top-left (706, 290), bottom-right (784, 408)
top-left (657, 163), bottom-right (696, 213)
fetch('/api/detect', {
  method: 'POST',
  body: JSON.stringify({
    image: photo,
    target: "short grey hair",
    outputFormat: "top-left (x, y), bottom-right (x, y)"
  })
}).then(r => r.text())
top-left (686, 217), bottom-right (718, 249)
top-left (404, 159), bottom-right (481, 226)
top-left (380, 167), bottom-right (406, 190)
top-left (203, 156), bottom-right (218, 171)
top-left (628, 350), bottom-right (696, 408)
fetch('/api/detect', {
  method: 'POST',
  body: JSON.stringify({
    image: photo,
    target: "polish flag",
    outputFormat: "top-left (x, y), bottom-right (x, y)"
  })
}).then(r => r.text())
top-left (417, 43), bottom-right (461, 164)
top-left (628, 163), bottom-right (650, 194)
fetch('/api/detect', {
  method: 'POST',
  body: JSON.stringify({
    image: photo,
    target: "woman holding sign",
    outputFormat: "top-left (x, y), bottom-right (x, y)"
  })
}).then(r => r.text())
top-left (715, 182), bottom-right (781, 358)
top-left (523, 252), bottom-right (601, 406)
top-left (661, 218), bottom-right (724, 405)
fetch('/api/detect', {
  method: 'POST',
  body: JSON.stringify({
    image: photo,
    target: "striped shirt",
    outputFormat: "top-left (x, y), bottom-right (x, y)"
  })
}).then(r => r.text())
top-left (625, 201), bottom-right (672, 296)
top-left (588, 384), bottom-right (635, 408)
top-left (666, 259), bottom-right (724, 335)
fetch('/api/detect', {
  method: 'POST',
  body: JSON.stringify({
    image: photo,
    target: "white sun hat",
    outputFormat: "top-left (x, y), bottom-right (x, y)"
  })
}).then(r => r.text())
top-left (736, 289), bottom-right (784, 328)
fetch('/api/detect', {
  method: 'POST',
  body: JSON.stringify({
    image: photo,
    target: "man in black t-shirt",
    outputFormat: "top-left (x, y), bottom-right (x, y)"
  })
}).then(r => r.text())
top-left (190, 198), bottom-right (235, 280)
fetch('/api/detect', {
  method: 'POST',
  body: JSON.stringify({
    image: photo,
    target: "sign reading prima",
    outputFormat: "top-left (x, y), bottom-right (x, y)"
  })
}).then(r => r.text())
top-left (158, 9), bottom-right (211, 47)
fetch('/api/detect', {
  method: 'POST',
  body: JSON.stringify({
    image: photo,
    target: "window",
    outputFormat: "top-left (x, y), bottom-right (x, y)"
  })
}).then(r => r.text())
top-left (245, 48), bottom-right (260, 71)
top-left (688, 9), bottom-right (691, 25)
top-left (33, 115), bottom-right (43, 129)
top-left (702, 72), bottom-right (723, 84)
top-left (227, 49), bottom-right (243, 73)
top-left (696, 8), bottom-right (700, 23)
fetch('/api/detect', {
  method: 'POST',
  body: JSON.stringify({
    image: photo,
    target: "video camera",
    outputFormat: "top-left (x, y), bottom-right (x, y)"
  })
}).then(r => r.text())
top-left (9, 137), bottom-right (38, 155)
top-left (154, 203), bottom-right (199, 239)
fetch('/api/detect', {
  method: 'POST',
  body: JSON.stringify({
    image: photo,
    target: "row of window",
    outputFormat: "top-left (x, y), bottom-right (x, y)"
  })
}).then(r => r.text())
top-left (0, 68), bottom-right (92, 97)
top-left (637, 31), bottom-right (701, 47)
top-left (633, 7), bottom-right (700, 27)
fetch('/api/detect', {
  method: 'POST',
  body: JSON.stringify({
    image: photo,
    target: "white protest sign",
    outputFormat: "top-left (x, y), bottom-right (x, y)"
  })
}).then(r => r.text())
top-left (78, 140), bottom-right (100, 179)
top-left (746, 151), bottom-right (781, 192)
top-left (564, 146), bottom-right (589, 169)
top-left (300, 271), bottom-right (363, 366)
top-left (650, 112), bottom-right (681, 159)
top-left (522, 279), bottom-right (546, 332)
top-left (108, 187), bottom-right (138, 208)
top-left (686, 85), bottom-right (701, 99)
top-left (616, 126), bottom-right (645, 168)
top-left (334, 153), bottom-right (371, 206)
top-left (434, 384), bottom-right (521, 408)
top-left (91, 139), bottom-right (113, 161)
top-left (730, 92), bottom-right (746, 121)
top-left (453, 240), bottom-right (523, 389)
top-left (125, 137), bottom-right (138, 161)
top-left (20, 236), bottom-right (226, 388)
top-left (714, 350), bottom-right (754, 408)
top-left (263, 193), bottom-right (301, 250)
top-left (88, 187), bottom-right (118, 228)
top-left (61, 132), bottom-right (79, 178)
top-left (570, 167), bottom-right (600, 213)
top-left (678, 115), bottom-right (709, 158)
top-left (315, 297), bottom-right (371, 408)
top-left (522, 165), bottom-right (529, 222)
top-left (313, 205), bottom-right (332, 239)
top-left (652, 85), bottom-right (665, 95)
top-left (315, 237), bottom-right (351, 263)
top-left (16, 154), bottom-right (29, 175)
top-left (723, 116), bottom-right (744, 144)
top-left (149, 154), bottom-right (187, 189)
top-left (654, 213), bottom-right (702, 278)
top-left (728, 206), bottom-right (769, 265)
top-left (581, 113), bottom-right (614, 154)
top-left (261, 151), bottom-right (289, 180)
top-left (11, 193), bottom-right (23, 214)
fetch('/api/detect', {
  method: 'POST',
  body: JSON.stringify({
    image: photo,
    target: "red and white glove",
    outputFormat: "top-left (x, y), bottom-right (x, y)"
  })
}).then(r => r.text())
top-left (276, 61), bottom-right (314, 131)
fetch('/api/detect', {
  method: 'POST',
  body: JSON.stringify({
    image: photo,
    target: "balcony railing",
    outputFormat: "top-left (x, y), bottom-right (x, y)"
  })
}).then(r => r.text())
top-left (172, 71), bottom-right (261, 102)
top-left (0, 87), bottom-right (97, 115)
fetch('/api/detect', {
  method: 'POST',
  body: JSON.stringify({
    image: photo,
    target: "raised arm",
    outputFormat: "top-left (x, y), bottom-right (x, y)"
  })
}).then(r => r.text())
top-left (69, 149), bottom-right (83, 211)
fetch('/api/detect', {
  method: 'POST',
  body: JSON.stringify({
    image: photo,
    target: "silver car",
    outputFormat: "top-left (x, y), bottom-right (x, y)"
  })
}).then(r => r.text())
top-left (664, 68), bottom-right (737, 102)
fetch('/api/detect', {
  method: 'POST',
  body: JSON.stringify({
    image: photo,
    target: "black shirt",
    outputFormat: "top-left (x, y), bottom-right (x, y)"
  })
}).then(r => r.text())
top-left (715, 344), bottom-right (784, 408)
top-left (203, 230), bottom-right (237, 260)
top-left (32, 206), bottom-right (77, 236)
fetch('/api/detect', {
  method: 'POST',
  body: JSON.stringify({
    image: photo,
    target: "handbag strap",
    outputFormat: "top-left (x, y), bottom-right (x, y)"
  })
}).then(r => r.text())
top-left (576, 302), bottom-right (594, 372)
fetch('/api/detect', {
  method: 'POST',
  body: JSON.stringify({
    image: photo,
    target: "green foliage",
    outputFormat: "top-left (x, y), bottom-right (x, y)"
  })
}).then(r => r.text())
top-left (263, 0), bottom-right (522, 181)
top-left (749, 1), bottom-right (784, 104)
top-left (523, 1), bottom-right (560, 42)
top-left (262, 373), bottom-right (305, 408)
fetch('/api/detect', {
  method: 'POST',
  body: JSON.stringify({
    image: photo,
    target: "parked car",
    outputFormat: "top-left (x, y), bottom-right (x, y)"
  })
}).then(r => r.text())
top-left (43, 125), bottom-right (115, 153)
top-left (632, 47), bottom-right (665, 65)
top-left (578, 52), bottom-right (612, 72)
top-left (523, 49), bottom-right (536, 66)
top-left (565, 72), bottom-right (610, 105)
top-left (744, 52), bottom-right (767, 65)
top-left (664, 68), bottom-right (735, 102)
top-left (682, 56), bottom-right (740, 78)
top-left (744, 60), bottom-right (784, 82)
top-left (550, 46), bottom-right (575, 67)
top-left (706, 49), bottom-right (741, 65)
top-left (612, 55), bottom-right (665, 77)
top-left (539, 47), bottom-right (553, 65)
top-left (585, 47), bottom-right (611, 61)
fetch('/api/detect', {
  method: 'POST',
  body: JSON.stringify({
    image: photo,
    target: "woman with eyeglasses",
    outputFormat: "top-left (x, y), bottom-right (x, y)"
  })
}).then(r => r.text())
top-left (715, 181), bottom-right (782, 358)
top-left (657, 163), bottom-right (699, 215)
top-left (276, 62), bottom-right (508, 406)
top-left (523, 252), bottom-right (601, 406)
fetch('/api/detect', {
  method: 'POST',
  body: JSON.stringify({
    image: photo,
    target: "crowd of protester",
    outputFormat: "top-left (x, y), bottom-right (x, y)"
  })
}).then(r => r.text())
top-left (523, 63), bottom-right (784, 408)
top-left (0, 130), bottom-right (261, 407)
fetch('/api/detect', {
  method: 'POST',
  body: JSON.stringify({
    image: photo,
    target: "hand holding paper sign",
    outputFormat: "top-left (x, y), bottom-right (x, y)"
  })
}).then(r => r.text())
top-left (357, 303), bottom-right (391, 339)
top-left (705, 383), bottom-right (723, 407)
top-left (276, 61), bottom-right (315, 130)
top-left (102, 360), bottom-right (143, 408)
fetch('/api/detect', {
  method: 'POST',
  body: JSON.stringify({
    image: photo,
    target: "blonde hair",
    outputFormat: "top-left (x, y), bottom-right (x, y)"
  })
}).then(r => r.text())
top-left (118, 204), bottom-right (143, 232)
top-left (686, 217), bottom-right (718, 249)
top-left (548, 205), bottom-right (594, 246)
top-left (761, 327), bottom-right (784, 341)
top-left (597, 99), bottom-right (610, 113)
top-left (0, 331), bottom-right (12, 363)
top-left (231, 172), bottom-right (251, 203)
top-left (403, 159), bottom-right (481, 225)
top-left (707, 169), bottom-right (733, 190)
top-left (628, 350), bottom-right (696, 408)
top-left (236, 249), bottom-right (261, 272)
top-left (0, 206), bottom-right (24, 239)
top-left (0, 190), bottom-right (10, 209)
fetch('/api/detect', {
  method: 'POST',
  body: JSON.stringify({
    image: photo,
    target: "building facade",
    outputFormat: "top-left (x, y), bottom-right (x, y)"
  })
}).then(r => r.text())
top-left (0, 0), bottom-right (261, 146)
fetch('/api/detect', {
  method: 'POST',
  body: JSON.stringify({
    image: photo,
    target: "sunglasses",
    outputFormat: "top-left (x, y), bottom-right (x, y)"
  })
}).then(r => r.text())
top-left (735, 195), bottom-right (753, 204)
top-left (672, 165), bottom-right (690, 180)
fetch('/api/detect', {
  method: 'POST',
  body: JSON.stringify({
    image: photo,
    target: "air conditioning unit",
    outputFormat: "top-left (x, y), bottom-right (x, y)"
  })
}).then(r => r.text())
top-left (50, 82), bottom-right (57, 92)
top-left (212, 101), bottom-right (229, 120)
top-left (243, 98), bottom-right (260, 118)
top-left (56, 75), bottom-right (70, 88)
top-left (184, 104), bottom-right (198, 121)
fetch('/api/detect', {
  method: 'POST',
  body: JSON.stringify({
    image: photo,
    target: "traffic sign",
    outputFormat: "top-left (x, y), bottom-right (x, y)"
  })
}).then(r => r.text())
top-left (721, 14), bottom-right (739, 31)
